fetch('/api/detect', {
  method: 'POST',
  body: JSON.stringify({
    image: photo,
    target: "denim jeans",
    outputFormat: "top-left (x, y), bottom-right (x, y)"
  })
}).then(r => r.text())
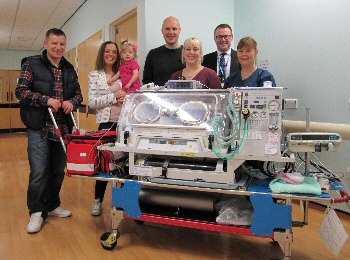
top-left (27, 129), bottom-right (67, 217)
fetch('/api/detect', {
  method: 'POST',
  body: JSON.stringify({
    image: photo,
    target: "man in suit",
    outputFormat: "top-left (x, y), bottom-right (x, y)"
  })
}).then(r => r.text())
top-left (203, 24), bottom-right (240, 86)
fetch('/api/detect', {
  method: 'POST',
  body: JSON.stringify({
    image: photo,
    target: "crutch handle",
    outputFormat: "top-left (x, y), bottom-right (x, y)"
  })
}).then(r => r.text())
top-left (70, 112), bottom-right (80, 134)
top-left (48, 107), bottom-right (67, 153)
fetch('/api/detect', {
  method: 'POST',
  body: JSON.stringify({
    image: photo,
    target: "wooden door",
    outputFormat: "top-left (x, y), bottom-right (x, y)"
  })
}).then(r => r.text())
top-left (8, 70), bottom-right (24, 129)
top-left (64, 48), bottom-right (77, 70)
top-left (0, 108), bottom-right (11, 129)
top-left (8, 70), bottom-right (20, 104)
top-left (78, 30), bottom-right (102, 104)
top-left (115, 12), bottom-right (137, 52)
top-left (9, 108), bottom-right (24, 129)
top-left (0, 70), bottom-right (11, 130)
top-left (77, 30), bottom-right (102, 131)
top-left (0, 70), bottom-right (10, 105)
top-left (0, 70), bottom-right (25, 131)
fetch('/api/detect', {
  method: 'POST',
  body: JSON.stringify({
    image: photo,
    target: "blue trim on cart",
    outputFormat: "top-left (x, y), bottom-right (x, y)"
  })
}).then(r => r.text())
top-left (250, 193), bottom-right (292, 237)
top-left (112, 180), bottom-right (142, 218)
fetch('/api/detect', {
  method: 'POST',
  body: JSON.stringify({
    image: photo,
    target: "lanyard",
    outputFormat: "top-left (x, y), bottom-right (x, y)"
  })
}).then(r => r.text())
top-left (217, 52), bottom-right (231, 78)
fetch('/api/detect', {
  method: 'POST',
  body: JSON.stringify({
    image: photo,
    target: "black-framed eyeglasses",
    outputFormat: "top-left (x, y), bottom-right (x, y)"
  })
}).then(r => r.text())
top-left (215, 35), bottom-right (232, 40)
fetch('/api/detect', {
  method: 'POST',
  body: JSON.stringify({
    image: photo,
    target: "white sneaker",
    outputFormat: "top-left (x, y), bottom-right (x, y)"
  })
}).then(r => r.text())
top-left (27, 212), bottom-right (44, 233)
top-left (48, 206), bottom-right (72, 218)
top-left (91, 199), bottom-right (102, 216)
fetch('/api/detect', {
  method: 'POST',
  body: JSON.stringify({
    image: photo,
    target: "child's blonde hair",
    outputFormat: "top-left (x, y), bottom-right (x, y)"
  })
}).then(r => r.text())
top-left (120, 42), bottom-right (138, 60)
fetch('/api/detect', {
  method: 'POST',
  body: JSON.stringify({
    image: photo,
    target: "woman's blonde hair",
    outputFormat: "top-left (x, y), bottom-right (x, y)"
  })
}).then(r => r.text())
top-left (181, 37), bottom-right (203, 64)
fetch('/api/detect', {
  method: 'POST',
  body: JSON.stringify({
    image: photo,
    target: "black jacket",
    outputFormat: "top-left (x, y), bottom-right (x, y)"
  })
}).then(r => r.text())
top-left (202, 49), bottom-right (241, 76)
top-left (19, 50), bottom-right (80, 131)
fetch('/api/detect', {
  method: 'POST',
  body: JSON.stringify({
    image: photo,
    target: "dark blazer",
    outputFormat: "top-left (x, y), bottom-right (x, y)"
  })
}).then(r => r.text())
top-left (202, 48), bottom-right (241, 76)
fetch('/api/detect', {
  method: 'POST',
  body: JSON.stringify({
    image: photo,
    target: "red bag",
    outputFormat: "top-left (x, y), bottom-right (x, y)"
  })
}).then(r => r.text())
top-left (67, 142), bottom-right (98, 176)
top-left (99, 150), bottom-right (116, 173)
top-left (66, 130), bottom-right (117, 176)
top-left (66, 130), bottom-right (117, 145)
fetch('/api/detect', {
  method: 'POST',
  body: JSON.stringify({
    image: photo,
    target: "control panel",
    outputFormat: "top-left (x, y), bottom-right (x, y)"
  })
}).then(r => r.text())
top-left (234, 87), bottom-right (283, 157)
top-left (287, 132), bottom-right (342, 152)
top-left (165, 80), bottom-right (203, 89)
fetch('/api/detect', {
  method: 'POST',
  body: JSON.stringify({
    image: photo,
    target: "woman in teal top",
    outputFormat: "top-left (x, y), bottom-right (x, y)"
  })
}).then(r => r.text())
top-left (223, 36), bottom-right (276, 88)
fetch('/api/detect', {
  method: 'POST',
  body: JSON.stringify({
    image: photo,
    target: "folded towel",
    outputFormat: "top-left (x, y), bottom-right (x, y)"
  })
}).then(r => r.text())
top-left (270, 176), bottom-right (322, 195)
top-left (286, 172), bottom-right (305, 183)
top-left (280, 172), bottom-right (304, 184)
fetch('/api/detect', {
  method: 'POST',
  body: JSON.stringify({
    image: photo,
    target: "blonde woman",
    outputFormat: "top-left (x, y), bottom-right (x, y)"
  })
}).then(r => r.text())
top-left (170, 37), bottom-right (221, 89)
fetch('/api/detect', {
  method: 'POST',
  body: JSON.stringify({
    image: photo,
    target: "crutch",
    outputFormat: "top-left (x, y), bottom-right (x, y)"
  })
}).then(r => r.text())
top-left (48, 107), bottom-right (66, 153)
top-left (70, 111), bottom-right (80, 135)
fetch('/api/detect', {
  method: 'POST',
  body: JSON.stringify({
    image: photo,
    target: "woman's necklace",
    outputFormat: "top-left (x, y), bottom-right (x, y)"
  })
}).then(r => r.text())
top-left (185, 66), bottom-right (201, 79)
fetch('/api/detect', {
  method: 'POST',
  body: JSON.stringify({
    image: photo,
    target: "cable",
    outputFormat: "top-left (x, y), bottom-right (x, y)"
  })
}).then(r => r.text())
top-left (211, 92), bottom-right (247, 160)
top-left (290, 151), bottom-right (350, 202)
top-left (212, 118), bottom-right (248, 160)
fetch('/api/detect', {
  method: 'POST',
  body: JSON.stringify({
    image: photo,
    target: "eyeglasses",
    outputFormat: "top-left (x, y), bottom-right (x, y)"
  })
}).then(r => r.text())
top-left (215, 35), bottom-right (232, 40)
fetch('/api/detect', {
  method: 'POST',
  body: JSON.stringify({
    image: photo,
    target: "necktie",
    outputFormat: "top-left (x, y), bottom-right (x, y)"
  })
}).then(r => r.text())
top-left (219, 53), bottom-right (227, 83)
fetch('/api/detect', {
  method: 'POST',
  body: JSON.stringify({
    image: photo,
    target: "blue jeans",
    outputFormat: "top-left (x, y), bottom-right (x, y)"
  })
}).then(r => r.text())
top-left (27, 129), bottom-right (67, 217)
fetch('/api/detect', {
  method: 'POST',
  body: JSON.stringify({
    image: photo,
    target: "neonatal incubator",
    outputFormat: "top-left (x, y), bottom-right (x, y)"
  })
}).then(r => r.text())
top-left (68, 82), bottom-right (349, 258)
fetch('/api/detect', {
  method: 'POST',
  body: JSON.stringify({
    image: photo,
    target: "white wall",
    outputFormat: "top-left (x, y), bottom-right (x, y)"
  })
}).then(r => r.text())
top-left (61, 0), bottom-right (234, 78)
top-left (143, 0), bottom-right (235, 63)
top-left (1, 0), bottom-right (235, 72)
top-left (64, 0), bottom-right (144, 51)
top-left (0, 49), bottom-right (39, 70)
top-left (234, 0), bottom-right (350, 211)
top-left (234, 0), bottom-right (350, 124)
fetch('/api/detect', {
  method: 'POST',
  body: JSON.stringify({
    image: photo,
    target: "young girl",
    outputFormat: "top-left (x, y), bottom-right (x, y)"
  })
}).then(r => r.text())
top-left (108, 42), bottom-right (141, 93)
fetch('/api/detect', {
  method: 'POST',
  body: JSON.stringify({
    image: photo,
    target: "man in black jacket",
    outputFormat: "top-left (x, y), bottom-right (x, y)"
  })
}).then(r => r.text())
top-left (202, 24), bottom-right (241, 86)
top-left (16, 28), bottom-right (83, 234)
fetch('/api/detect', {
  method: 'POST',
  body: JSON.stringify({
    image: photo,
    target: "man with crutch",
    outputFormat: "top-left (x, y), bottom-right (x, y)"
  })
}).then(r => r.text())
top-left (15, 28), bottom-right (83, 234)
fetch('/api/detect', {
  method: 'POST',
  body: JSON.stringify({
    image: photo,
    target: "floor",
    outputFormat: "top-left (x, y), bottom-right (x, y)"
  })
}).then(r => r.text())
top-left (0, 133), bottom-right (350, 260)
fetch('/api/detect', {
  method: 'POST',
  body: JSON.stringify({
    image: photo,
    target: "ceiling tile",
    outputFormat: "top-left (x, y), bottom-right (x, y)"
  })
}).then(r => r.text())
top-left (1, 0), bottom-right (86, 51)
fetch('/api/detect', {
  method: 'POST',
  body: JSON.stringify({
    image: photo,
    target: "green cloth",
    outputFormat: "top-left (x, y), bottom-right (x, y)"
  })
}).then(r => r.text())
top-left (270, 176), bottom-right (322, 195)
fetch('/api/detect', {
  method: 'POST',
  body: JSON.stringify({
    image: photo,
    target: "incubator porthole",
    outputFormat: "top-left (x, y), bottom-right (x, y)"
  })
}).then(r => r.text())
top-left (132, 101), bottom-right (161, 124)
top-left (177, 101), bottom-right (209, 125)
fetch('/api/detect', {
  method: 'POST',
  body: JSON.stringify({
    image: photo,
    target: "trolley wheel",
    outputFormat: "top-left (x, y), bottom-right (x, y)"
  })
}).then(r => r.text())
top-left (100, 232), bottom-right (118, 250)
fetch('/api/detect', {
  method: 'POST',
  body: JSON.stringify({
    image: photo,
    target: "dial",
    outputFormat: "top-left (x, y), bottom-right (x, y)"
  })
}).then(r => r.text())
top-left (268, 100), bottom-right (280, 110)
top-left (252, 111), bottom-right (259, 118)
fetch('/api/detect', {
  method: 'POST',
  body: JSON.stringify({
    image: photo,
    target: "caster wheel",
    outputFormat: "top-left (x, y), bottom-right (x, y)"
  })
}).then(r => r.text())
top-left (100, 232), bottom-right (118, 250)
